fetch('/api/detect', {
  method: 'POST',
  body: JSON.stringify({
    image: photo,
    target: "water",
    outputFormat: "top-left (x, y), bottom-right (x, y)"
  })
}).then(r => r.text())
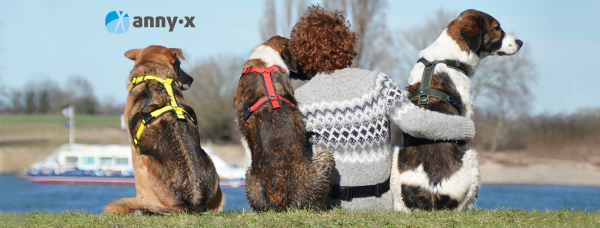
top-left (1, 175), bottom-right (599, 213)
top-left (0, 175), bottom-right (249, 213)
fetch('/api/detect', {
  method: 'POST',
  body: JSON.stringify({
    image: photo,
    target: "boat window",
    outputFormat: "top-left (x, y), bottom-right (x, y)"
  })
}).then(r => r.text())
top-left (66, 157), bottom-right (78, 164)
top-left (116, 158), bottom-right (128, 165)
top-left (82, 157), bottom-right (95, 165)
top-left (100, 157), bottom-right (112, 165)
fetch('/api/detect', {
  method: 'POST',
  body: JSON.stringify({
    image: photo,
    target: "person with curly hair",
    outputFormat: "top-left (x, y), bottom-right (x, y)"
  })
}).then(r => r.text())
top-left (289, 5), bottom-right (476, 211)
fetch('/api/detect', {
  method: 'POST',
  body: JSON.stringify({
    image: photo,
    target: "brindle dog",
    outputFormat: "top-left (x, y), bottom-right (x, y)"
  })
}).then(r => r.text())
top-left (234, 36), bottom-right (335, 212)
top-left (104, 45), bottom-right (224, 215)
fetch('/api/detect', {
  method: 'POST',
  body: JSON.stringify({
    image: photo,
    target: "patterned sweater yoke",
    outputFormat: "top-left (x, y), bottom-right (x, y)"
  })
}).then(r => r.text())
top-left (294, 68), bottom-right (475, 211)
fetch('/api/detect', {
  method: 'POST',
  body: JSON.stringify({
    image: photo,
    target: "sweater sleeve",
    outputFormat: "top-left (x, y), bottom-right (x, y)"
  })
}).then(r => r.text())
top-left (382, 75), bottom-right (475, 141)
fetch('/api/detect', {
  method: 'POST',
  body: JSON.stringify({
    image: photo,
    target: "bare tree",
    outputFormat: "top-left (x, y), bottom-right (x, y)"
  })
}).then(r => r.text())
top-left (64, 76), bottom-right (98, 114)
top-left (476, 46), bottom-right (536, 151)
top-left (260, 0), bottom-right (308, 40)
top-left (185, 54), bottom-right (244, 142)
top-left (322, 0), bottom-right (396, 73)
top-left (393, 9), bottom-right (456, 82)
top-left (394, 9), bottom-right (537, 152)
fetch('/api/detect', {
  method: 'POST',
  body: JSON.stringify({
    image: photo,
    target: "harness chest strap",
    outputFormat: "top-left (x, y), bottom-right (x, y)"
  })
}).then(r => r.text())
top-left (408, 58), bottom-right (467, 112)
top-left (128, 75), bottom-right (196, 153)
top-left (239, 65), bottom-right (296, 126)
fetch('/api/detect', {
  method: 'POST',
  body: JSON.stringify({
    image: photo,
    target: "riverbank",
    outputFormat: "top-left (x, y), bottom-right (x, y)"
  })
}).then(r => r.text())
top-left (3, 142), bottom-right (600, 187)
top-left (1, 209), bottom-right (599, 227)
top-left (2, 114), bottom-right (599, 186)
top-left (480, 155), bottom-right (600, 186)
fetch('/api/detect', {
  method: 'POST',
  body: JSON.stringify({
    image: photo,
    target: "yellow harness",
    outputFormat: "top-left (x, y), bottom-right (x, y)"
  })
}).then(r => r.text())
top-left (128, 75), bottom-right (196, 153)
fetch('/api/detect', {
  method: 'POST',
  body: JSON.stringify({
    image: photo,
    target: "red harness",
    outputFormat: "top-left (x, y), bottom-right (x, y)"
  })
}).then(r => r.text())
top-left (239, 65), bottom-right (296, 126)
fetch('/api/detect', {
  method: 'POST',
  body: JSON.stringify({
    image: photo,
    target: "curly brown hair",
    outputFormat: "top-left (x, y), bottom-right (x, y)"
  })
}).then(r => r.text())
top-left (289, 5), bottom-right (358, 77)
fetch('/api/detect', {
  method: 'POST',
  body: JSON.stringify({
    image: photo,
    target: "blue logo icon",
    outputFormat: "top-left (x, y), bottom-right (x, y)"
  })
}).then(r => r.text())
top-left (105, 11), bottom-right (129, 34)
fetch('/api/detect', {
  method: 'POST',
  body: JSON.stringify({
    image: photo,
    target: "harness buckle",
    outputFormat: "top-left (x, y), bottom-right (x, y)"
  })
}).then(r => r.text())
top-left (143, 114), bottom-right (153, 124)
top-left (242, 109), bottom-right (253, 122)
top-left (419, 94), bottom-right (429, 102)
top-left (340, 187), bottom-right (353, 201)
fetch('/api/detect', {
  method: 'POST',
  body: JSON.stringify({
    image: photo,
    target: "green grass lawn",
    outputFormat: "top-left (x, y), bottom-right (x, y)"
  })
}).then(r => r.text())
top-left (0, 114), bottom-right (122, 144)
top-left (0, 114), bottom-right (121, 130)
top-left (1, 209), bottom-right (599, 227)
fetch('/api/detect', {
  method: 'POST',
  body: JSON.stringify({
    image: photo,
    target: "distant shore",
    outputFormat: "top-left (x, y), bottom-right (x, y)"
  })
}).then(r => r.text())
top-left (3, 143), bottom-right (600, 187)
top-left (480, 159), bottom-right (600, 187)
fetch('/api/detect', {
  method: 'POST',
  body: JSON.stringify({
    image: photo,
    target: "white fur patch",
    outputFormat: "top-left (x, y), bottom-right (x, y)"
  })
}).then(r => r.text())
top-left (496, 33), bottom-right (521, 56)
top-left (248, 45), bottom-right (289, 72)
top-left (241, 137), bottom-right (252, 168)
top-left (391, 147), bottom-right (480, 211)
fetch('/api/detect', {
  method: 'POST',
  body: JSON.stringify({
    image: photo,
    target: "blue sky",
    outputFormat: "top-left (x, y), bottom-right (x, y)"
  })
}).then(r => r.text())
top-left (0, 0), bottom-right (598, 115)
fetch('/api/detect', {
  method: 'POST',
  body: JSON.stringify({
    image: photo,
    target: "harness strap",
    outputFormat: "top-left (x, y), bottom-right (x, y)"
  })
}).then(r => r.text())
top-left (409, 58), bottom-right (467, 113)
top-left (241, 65), bottom-right (286, 108)
top-left (128, 75), bottom-right (196, 153)
top-left (330, 177), bottom-right (390, 201)
top-left (239, 65), bottom-right (296, 126)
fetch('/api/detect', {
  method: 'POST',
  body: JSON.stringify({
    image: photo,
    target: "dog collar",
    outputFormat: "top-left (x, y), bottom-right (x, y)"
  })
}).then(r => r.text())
top-left (408, 58), bottom-right (466, 113)
top-left (128, 75), bottom-right (196, 154)
top-left (239, 65), bottom-right (296, 126)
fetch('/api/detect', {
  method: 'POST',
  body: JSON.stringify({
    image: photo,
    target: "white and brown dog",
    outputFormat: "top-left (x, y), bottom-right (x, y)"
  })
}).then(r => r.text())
top-left (391, 9), bottom-right (523, 211)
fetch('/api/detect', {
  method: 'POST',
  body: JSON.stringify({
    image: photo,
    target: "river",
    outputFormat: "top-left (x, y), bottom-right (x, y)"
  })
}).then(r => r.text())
top-left (0, 175), bottom-right (598, 213)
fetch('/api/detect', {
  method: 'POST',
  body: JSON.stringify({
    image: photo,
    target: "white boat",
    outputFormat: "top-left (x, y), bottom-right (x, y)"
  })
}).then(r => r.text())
top-left (26, 143), bottom-right (246, 187)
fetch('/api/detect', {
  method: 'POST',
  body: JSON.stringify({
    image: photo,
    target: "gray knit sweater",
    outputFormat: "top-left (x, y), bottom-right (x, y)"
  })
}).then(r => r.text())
top-left (294, 68), bottom-right (475, 211)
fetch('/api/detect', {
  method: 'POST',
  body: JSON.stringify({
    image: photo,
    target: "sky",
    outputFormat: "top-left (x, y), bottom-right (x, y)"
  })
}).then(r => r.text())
top-left (0, 0), bottom-right (599, 115)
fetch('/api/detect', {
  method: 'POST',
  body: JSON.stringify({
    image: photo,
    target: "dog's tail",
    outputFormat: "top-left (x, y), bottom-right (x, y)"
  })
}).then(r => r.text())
top-left (308, 149), bottom-right (336, 207)
top-left (104, 198), bottom-right (172, 215)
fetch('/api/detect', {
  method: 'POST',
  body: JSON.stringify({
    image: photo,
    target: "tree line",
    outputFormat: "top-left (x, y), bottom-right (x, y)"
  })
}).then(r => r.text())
top-left (0, 76), bottom-right (123, 115)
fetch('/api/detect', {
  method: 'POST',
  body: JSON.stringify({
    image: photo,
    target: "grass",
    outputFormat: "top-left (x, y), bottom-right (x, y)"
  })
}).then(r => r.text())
top-left (0, 114), bottom-right (121, 134)
top-left (0, 209), bottom-right (599, 227)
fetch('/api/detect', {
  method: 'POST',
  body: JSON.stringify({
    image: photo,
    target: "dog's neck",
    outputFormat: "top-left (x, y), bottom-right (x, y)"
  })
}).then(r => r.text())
top-left (419, 29), bottom-right (481, 76)
top-left (248, 45), bottom-right (289, 72)
top-left (408, 29), bottom-right (478, 118)
top-left (126, 63), bottom-right (176, 91)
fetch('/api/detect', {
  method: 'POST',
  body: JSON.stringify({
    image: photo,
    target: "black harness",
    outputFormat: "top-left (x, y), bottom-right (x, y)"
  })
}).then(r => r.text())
top-left (330, 177), bottom-right (390, 201)
top-left (408, 58), bottom-right (468, 113)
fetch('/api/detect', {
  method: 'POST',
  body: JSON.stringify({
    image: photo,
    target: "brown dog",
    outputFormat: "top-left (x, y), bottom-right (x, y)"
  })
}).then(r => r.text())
top-left (104, 45), bottom-right (224, 215)
top-left (234, 36), bottom-right (335, 212)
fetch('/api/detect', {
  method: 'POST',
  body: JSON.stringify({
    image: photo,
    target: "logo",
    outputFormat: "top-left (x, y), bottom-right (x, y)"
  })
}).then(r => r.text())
top-left (105, 11), bottom-right (130, 34)
top-left (105, 11), bottom-right (195, 34)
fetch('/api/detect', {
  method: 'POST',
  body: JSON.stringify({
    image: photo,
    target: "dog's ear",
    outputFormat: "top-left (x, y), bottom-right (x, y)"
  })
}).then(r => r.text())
top-left (281, 48), bottom-right (311, 80)
top-left (168, 48), bottom-right (186, 64)
top-left (124, 49), bottom-right (142, 61)
top-left (281, 49), bottom-right (299, 73)
top-left (460, 13), bottom-right (483, 52)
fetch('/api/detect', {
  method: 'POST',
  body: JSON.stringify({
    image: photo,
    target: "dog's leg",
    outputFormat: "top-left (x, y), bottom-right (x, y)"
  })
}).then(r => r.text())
top-left (456, 148), bottom-right (480, 210)
top-left (391, 146), bottom-right (410, 212)
top-left (104, 197), bottom-right (171, 215)
top-left (206, 184), bottom-right (225, 212)
top-left (307, 149), bottom-right (335, 210)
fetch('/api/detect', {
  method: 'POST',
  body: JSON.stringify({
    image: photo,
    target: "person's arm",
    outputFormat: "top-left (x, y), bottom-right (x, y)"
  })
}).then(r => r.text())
top-left (383, 76), bottom-right (475, 141)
